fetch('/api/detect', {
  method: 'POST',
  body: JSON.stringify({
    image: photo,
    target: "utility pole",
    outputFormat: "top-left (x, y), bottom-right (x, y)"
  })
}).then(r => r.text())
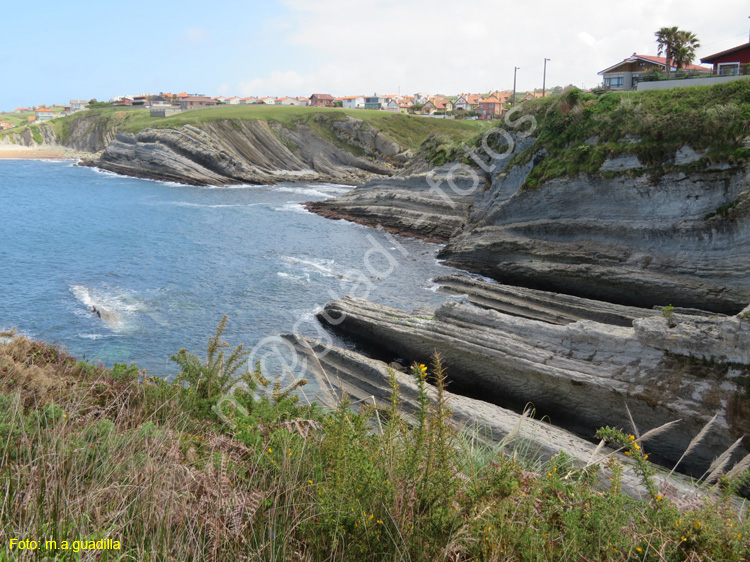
top-left (512, 67), bottom-right (520, 107)
top-left (542, 58), bottom-right (550, 97)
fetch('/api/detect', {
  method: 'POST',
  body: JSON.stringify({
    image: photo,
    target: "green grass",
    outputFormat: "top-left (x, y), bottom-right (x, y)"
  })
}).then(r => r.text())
top-left (17, 105), bottom-right (483, 153)
top-left (492, 79), bottom-right (750, 188)
top-left (1, 324), bottom-right (749, 561)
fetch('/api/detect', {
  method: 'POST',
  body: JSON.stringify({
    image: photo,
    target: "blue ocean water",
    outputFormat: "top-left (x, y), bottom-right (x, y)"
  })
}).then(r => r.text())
top-left (0, 159), bottom-right (457, 382)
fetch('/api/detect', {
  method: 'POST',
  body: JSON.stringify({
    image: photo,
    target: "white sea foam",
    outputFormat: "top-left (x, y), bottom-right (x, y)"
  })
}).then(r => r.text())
top-left (276, 185), bottom-right (352, 199)
top-left (273, 202), bottom-right (311, 214)
top-left (78, 333), bottom-right (111, 340)
top-left (277, 271), bottom-right (311, 284)
top-left (146, 201), bottom-right (264, 209)
top-left (70, 284), bottom-right (144, 332)
top-left (278, 255), bottom-right (353, 281)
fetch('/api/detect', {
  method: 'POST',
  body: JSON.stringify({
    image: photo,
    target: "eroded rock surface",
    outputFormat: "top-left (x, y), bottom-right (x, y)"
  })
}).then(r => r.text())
top-left (283, 333), bottom-right (701, 499)
top-left (317, 296), bottom-right (750, 477)
top-left (94, 119), bottom-right (400, 186)
top-left (435, 274), bottom-right (662, 326)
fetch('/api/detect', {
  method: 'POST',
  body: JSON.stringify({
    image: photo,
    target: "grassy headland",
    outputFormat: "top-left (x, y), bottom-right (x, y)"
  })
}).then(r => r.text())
top-left (1, 105), bottom-right (485, 155)
top-left (1, 322), bottom-right (749, 561)
top-left (421, 79), bottom-right (750, 186)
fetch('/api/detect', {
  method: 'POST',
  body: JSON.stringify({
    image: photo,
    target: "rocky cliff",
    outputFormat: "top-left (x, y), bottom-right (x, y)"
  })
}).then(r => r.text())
top-left (92, 118), bottom-right (408, 186)
top-left (0, 109), bottom-right (445, 186)
top-left (309, 84), bottom-right (750, 313)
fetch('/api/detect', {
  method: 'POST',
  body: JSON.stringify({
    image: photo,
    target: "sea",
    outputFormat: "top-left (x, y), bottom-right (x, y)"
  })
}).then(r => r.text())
top-left (0, 159), bottom-right (460, 388)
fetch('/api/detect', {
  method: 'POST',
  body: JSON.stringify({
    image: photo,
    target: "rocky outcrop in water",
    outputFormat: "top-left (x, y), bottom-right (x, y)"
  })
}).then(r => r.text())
top-left (305, 166), bottom-right (482, 242)
top-left (310, 140), bottom-right (750, 313)
top-left (441, 162), bottom-right (750, 314)
top-left (315, 294), bottom-right (750, 477)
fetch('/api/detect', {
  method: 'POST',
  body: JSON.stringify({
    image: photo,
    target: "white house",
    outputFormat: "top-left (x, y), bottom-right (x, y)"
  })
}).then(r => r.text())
top-left (69, 99), bottom-right (88, 112)
top-left (339, 95), bottom-right (365, 109)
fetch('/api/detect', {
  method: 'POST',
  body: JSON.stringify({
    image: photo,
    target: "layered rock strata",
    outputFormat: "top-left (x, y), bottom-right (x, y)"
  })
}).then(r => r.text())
top-left (441, 164), bottom-right (750, 314)
top-left (435, 274), bottom-right (663, 326)
top-left (283, 333), bottom-right (700, 499)
top-left (94, 119), bottom-right (401, 186)
top-left (316, 296), bottom-right (750, 477)
top-left (305, 165), bottom-right (483, 242)
top-left (309, 136), bottom-right (750, 313)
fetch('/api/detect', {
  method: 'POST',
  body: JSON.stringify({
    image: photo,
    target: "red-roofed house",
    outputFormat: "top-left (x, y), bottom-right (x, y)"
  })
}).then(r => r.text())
top-left (454, 94), bottom-right (482, 111)
top-left (309, 93), bottom-right (335, 107)
top-left (34, 108), bottom-right (55, 122)
top-left (0, 121), bottom-right (14, 130)
top-left (477, 97), bottom-right (503, 120)
top-left (701, 43), bottom-right (750, 75)
top-left (13, 107), bottom-right (31, 114)
top-left (598, 53), bottom-right (709, 90)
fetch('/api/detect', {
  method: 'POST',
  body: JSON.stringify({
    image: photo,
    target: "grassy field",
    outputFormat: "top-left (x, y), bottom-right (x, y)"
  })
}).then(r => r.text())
top-left (1, 321), bottom-right (749, 561)
top-left (0, 107), bottom-right (65, 128)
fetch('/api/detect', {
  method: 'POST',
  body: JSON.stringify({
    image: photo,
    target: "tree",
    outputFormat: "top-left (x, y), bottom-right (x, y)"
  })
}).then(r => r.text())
top-left (673, 31), bottom-right (700, 71)
top-left (655, 27), bottom-right (700, 77)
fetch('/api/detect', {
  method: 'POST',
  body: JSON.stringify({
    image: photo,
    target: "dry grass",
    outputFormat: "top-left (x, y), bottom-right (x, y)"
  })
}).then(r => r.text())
top-left (1, 336), bottom-right (750, 561)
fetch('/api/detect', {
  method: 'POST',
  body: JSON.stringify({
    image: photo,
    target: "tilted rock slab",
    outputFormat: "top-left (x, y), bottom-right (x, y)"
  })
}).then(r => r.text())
top-left (435, 274), bottom-right (662, 326)
top-left (318, 296), bottom-right (750, 477)
top-left (282, 333), bottom-right (701, 500)
top-left (306, 165), bottom-right (481, 242)
top-left (94, 119), bottom-right (400, 186)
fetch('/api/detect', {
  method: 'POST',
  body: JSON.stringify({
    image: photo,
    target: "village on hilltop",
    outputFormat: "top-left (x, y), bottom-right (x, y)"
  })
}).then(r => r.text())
top-left (2, 36), bottom-right (749, 132)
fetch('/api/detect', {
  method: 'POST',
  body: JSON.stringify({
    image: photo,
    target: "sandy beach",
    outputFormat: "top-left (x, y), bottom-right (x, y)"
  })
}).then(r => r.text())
top-left (0, 145), bottom-right (68, 159)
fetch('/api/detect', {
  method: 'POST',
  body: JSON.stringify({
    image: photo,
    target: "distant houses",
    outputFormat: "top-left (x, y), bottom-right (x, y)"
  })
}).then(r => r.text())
top-left (7, 87), bottom-right (536, 124)
top-left (0, 121), bottom-right (14, 130)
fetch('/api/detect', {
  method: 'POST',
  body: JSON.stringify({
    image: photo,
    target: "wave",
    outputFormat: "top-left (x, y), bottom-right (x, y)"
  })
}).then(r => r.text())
top-left (276, 185), bottom-right (352, 199)
top-left (277, 271), bottom-right (311, 284)
top-left (278, 255), bottom-right (353, 281)
top-left (145, 201), bottom-right (265, 209)
top-left (70, 284), bottom-right (144, 332)
top-left (272, 202), bottom-right (311, 214)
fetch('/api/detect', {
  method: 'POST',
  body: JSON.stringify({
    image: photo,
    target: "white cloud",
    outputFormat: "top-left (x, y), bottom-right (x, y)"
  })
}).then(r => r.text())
top-left (577, 32), bottom-right (599, 48)
top-left (228, 0), bottom-right (750, 96)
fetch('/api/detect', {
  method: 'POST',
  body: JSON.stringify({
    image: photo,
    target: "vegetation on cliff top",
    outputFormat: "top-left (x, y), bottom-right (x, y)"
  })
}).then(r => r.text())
top-left (2, 324), bottom-right (749, 561)
top-left (508, 79), bottom-right (750, 188)
top-left (0, 105), bottom-right (483, 155)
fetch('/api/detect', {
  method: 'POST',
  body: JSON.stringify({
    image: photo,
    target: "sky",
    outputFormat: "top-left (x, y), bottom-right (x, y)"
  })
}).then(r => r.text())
top-left (3, 0), bottom-right (749, 110)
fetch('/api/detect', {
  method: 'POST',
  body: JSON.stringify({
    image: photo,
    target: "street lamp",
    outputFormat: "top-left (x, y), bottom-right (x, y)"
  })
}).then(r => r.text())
top-left (542, 58), bottom-right (551, 97)
top-left (512, 67), bottom-right (520, 107)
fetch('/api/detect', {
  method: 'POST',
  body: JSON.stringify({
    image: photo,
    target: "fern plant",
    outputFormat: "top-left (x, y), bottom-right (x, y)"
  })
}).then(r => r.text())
top-left (171, 315), bottom-right (250, 418)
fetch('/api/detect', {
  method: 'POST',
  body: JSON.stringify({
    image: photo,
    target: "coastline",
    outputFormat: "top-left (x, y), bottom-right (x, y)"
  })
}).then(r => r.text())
top-left (0, 145), bottom-right (69, 159)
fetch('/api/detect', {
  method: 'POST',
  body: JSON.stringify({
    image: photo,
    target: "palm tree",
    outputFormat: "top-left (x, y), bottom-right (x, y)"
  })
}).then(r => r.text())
top-left (673, 31), bottom-right (701, 71)
top-left (655, 27), bottom-right (701, 77)
top-left (655, 26), bottom-right (680, 77)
